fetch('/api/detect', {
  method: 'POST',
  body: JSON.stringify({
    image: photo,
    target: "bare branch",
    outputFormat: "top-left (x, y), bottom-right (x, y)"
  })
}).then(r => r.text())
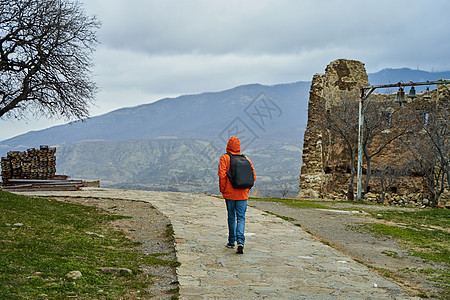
top-left (0, 0), bottom-right (100, 120)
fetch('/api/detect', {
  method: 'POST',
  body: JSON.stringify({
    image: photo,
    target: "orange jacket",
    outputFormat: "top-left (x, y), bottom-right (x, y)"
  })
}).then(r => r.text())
top-left (218, 137), bottom-right (255, 200)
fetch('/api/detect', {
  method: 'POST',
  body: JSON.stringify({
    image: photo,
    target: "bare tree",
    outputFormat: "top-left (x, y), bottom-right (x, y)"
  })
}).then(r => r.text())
top-left (321, 97), bottom-right (359, 200)
top-left (279, 181), bottom-right (290, 198)
top-left (361, 97), bottom-right (412, 193)
top-left (320, 94), bottom-right (412, 200)
top-left (403, 103), bottom-right (449, 206)
top-left (0, 0), bottom-right (100, 120)
top-left (372, 161), bottom-right (405, 204)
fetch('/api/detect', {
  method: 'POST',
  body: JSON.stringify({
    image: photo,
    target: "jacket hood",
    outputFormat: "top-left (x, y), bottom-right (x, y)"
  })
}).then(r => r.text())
top-left (226, 136), bottom-right (241, 153)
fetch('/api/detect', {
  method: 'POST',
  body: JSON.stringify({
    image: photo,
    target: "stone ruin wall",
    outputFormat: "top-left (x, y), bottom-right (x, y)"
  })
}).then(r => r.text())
top-left (298, 59), bottom-right (449, 206)
top-left (298, 59), bottom-right (368, 198)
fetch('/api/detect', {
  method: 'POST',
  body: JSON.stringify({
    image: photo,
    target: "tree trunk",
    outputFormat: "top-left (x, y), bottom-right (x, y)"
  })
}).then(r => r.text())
top-left (380, 179), bottom-right (386, 204)
top-left (446, 163), bottom-right (450, 187)
top-left (432, 192), bottom-right (439, 207)
top-left (347, 186), bottom-right (354, 201)
top-left (380, 192), bottom-right (386, 204)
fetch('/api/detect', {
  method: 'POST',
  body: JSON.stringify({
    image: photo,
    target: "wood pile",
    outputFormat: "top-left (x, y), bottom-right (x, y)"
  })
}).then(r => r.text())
top-left (1, 145), bottom-right (84, 191)
top-left (1, 146), bottom-right (56, 180)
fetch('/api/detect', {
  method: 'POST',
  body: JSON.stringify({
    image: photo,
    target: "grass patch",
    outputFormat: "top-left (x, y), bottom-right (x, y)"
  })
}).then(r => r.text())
top-left (366, 209), bottom-right (450, 263)
top-left (370, 209), bottom-right (450, 229)
top-left (263, 210), bottom-right (296, 222)
top-left (145, 253), bottom-right (180, 268)
top-left (250, 197), bottom-right (333, 210)
top-left (363, 208), bottom-right (450, 297)
top-left (0, 191), bottom-right (178, 299)
top-left (366, 222), bottom-right (450, 263)
top-left (381, 250), bottom-right (399, 258)
top-left (166, 223), bottom-right (175, 243)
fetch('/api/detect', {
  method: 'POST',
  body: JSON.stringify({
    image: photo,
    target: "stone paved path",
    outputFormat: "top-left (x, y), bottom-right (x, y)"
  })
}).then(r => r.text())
top-left (16, 189), bottom-right (417, 299)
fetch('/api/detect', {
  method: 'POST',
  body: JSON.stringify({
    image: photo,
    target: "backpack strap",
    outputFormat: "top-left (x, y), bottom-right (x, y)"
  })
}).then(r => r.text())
top-left (226, 152), bottom-right (244, 157)
top-left (226, 153), bottom-right (234, 175)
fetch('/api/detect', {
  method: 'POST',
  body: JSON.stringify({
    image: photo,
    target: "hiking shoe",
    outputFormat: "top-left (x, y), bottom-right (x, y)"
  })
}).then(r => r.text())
top-left (236, 244), bottom-right (244, 254)
top-left (226, 243), bottom-right (235, 249)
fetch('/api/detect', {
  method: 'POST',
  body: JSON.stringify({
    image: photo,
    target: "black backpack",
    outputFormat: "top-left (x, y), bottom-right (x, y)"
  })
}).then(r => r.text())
top-left (226, 153), bottom-right (254, 189)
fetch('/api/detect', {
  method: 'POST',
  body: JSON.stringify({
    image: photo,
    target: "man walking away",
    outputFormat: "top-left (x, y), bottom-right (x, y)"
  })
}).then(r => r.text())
top-left (218, 136), bottom-right (255, 254)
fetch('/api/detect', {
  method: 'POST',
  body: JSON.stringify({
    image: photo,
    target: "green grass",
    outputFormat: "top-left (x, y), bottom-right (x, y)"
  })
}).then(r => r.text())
top-left (262, 210), bottom-right (296, 222)
top-left (365, 208), bottom-right (450, 297)
top-left (250, 197), bottom-right (333, 210)
top-left (367, 209), bottom-right (450, 262)
top-left (367, 222), bottom-right (450, 263)
top-left (381, 250), bottom-right (399, 258)
top-left (0, 190), bottom-right (179, 299)
top-left (370, 209), bottom-right (450, 229)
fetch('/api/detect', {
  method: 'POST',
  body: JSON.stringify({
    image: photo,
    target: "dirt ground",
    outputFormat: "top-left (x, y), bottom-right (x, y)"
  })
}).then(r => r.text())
top-left (56, 196), bottom-right (443, 299)
top-left (249, 200), bottom-right (444, 299)
top-left (55, 197), bottom-right (178, 300)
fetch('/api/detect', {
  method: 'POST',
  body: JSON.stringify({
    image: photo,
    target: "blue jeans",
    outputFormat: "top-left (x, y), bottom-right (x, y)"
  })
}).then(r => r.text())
top-left (225, 199), bottom-right (247, 245)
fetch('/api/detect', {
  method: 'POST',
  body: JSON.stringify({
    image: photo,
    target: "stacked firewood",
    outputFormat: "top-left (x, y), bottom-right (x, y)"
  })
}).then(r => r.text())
top-left (1, 146), bottom-right (86, 191)
top-left (1, 146), bottom-right (57, 181)
top-left (1, 157), bottom-right (11, 181)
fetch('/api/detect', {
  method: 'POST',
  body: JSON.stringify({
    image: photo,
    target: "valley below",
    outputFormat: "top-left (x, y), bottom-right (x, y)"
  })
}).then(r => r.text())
top-left (55, 138), bottom-right (302, 197)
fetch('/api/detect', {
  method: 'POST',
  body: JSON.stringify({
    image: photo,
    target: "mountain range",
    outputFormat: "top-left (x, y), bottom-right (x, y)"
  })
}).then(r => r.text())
top-left (1, 67), bottom-right (449, 196)
top-left (0, 81), bottom-right (309, 149)
top-left (368, 68), bottom-right (450, 93)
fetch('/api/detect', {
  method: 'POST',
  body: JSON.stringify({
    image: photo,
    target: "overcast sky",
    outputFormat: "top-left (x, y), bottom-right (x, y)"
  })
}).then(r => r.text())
top-left (1, 0), bottom-right (450, 141)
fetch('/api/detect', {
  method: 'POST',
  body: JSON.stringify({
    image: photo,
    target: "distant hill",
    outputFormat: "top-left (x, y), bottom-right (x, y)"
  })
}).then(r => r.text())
top-left (368, 68), bottom-right (450, 93)
top-left (0, 82), bottom-right (310, 152)
top-left (1, 67), bottom-right (449, 196)
top-left (56, 139), bottom-right (302, 197)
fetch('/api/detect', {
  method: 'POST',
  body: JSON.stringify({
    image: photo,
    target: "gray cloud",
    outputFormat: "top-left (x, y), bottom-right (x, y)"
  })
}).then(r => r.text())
top-left (87, 0), bottom-right (449, 57)
top-left (1, 0), bottom-right (450, 139)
